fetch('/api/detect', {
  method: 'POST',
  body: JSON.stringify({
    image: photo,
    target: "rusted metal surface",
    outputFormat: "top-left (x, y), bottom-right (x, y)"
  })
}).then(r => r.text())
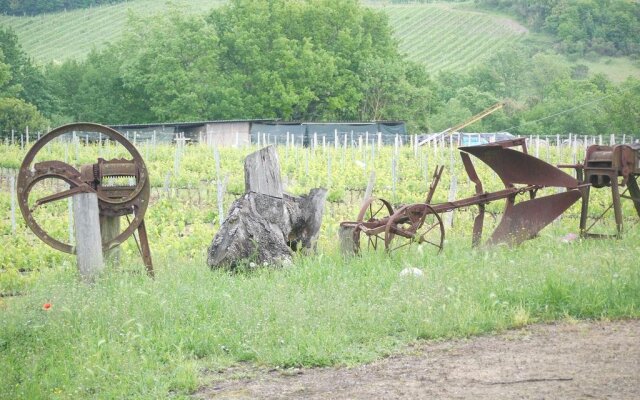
top-left (17, 123), bottom-right (153, 276)
top-left (487, 190), bottom-right (582, 246)
top-left (384, 203), bottom-right (444, 253)
top-left (460, 145), bottom-right (578, 188)
top-left (561, 143), bottom-right (640, 238)
top-left (341, 138), bottom-right (582, 254)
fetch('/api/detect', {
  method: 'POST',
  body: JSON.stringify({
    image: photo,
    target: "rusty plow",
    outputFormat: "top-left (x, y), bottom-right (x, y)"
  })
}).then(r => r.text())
top-left (340, 139), bottom-right (583, 255)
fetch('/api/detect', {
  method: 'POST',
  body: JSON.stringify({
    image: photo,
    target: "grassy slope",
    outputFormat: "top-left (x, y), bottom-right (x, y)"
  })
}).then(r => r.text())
top-left (0, 0), bottom-right (222, 64)
top-left (381, 3), bottom-right (527, 72)
top-left (579, 56), bottom-right (640, 83)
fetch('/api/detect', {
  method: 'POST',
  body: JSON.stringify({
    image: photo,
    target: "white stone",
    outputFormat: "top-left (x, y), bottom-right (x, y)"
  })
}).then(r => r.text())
top-left (399, 267), bottom-right (424, 278)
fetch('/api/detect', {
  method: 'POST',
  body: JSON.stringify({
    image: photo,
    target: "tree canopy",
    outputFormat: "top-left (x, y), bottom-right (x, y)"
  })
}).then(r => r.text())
top-left (0, 28), bottom-right (48, 134)
top-left (45, 0), bottom-right (434, 131)
top-left (477, 0), bottom-right (640, 57)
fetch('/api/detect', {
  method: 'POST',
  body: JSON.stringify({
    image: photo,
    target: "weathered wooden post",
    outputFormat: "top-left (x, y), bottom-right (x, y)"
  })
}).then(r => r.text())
top-left (338, 224), bottom-right (359, 256)
top-left (9, 174), bottom-right (16, 234)
top-left (72, 192), bottom-right (104, 282)
top-left (363, 171), bottom-right (376, 205)
top-left (208, 146), bottom-right (327, 270)
top-left (244, 146), bottom-right (283, 196)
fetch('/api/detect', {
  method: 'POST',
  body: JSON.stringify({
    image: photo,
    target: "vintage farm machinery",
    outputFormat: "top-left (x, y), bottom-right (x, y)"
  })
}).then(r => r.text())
top-left (17, 123), bottom-right (154, 275)
top-left (340, 138), bottom-right (587, 254)
top-left (561, 143), bottom-right (640, 238)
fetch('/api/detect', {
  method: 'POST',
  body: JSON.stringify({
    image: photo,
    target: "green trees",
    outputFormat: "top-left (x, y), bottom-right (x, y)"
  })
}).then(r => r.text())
top-left (206, 0), bottom-right (419, 122)
top-left (602, 78), bottom-right (640, 134)
top-left (0, 29), bottom-right (48, 135)
top-left (425, 43), bottom-right (640, 137)
top-left (477, 0), bottom-right (640, 57)
top-left (46, 0), bottom-right (433, 125)
top-left (4, 0), bottom-right (638, 137)
top-left (0, 97), bottom-right (48, 134)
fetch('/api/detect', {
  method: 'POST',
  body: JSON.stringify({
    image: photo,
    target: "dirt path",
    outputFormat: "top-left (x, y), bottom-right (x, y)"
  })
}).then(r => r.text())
top-left (196, 319), bottom-right (640, 399)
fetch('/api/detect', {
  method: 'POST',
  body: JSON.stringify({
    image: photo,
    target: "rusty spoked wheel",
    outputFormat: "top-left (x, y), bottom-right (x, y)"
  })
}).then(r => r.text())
top-left (17, 123), bottom-right (150, 254)
top-left (354, 197), bottom-right (394, 252)
top-left (384, 203), bottom-right (444, 254)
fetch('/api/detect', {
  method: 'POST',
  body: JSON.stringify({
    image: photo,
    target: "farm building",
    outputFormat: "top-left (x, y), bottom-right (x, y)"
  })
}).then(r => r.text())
top-left (109, 119), bottom-right (275, 145)
top-left (109, 120), bottom-right (408, 146)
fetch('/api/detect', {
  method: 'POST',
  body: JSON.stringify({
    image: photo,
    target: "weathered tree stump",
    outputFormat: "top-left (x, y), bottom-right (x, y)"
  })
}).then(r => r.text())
top-left (207, 146), bottom-right (327, 270)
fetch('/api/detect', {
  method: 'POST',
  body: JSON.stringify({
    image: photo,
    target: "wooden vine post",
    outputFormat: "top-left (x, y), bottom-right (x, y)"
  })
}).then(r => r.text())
top-left (72, 192), bottom-right (104, 282)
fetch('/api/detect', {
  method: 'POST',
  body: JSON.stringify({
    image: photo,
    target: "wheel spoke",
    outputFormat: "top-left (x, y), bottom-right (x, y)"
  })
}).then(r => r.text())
top-left (419, 238), bottom-right (442, 248)
top-left (385, 204), bottom-right (444, 254)
top-left (369, 203), bottom-right (384, 219)
top-left (357, 198), bottom-right (394, 252)
top-left (390, 240), bottom-right (412, 252)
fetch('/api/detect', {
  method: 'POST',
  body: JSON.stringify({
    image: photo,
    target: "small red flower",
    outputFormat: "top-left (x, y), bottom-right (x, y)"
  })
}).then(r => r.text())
top-left (42, 303), bottom-right (52, 311)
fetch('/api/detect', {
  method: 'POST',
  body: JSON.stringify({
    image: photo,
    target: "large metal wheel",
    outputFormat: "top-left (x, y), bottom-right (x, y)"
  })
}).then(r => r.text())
top-left (354, 197), bottom-right (394, 252)
top-left (384, 203), bottom-right (445, 254)
top-left (17, 123), bottom-right (150, 254)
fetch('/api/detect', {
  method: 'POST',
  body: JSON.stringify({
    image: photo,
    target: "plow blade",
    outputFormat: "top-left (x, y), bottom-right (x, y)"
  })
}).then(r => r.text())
top-left (489, 190), bottom-right (582, 246)
top-left (461, 146), bottom-right (579, 189)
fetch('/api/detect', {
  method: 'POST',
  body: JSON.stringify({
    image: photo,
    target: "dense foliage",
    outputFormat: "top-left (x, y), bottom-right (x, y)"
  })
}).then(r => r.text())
top-left (431, 46), bottom-right (640, 135)
top-left (477, 0), bottom-right (640, 57)
top-left (1, 0), bottom-right (640, 137)
top-left (41, 0), bottom-right (433, 131)
top-left (0, 28), bottom-right (48, 133)
top-left (0, 0), bottom-right (128, 16)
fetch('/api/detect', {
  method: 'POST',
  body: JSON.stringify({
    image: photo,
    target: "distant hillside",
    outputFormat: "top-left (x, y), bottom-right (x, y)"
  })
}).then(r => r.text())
top-left (380, 3), bottom-right (527, 72)
top-left (1, 0), bottom-right (639, 81)
top-left (0, 0), bottom-right (526, 71)
top-left (0, 0), bottom-right (222, 63)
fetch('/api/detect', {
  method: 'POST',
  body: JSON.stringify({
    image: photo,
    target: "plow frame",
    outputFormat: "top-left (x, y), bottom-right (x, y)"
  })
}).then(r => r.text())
top-left (559, 143), bottom-right (640, 239)
top-left (340, 138), bottom-right (582, 254)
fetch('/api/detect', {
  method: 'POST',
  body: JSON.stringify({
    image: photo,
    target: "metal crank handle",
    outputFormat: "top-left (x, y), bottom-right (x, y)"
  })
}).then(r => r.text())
top-left (31, 184), bottom-right (96, 211)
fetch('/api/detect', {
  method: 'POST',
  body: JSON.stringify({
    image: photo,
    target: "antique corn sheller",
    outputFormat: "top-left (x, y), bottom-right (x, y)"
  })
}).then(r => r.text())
top-left (17, 123), bottom-right (154, 276)
top-left (340, 138), bottom-right (583, 254)
top-left (560, 143), bottom-right (640, 238)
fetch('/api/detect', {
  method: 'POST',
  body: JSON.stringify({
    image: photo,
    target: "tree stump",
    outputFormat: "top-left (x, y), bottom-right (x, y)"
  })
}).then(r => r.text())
top-left (207, 146), bottom-right (327, 270)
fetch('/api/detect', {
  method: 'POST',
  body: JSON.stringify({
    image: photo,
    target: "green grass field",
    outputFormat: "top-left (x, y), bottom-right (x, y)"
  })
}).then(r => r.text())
top-left (579, 56), bottom-right (640, 83)
top-left (1, 139), bottom-right (639, 398)
top-left (2, 225), bottom-right (638, 398)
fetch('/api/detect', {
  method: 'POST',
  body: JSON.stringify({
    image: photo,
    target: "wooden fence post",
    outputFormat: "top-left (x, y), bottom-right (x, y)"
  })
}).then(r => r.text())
top-left (10, 174), bottom-right (16, 234)
top-left (72, 192), bottom-right (104, 282)
top-left (363, 171), bottom-right (376, 205)
top-left (444, 175), bottom-right (458, 229)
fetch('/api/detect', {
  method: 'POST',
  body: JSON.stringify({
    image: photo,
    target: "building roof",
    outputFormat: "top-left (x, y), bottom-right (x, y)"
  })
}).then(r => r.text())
top-left (109, 118), bottom-right (278, 130)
